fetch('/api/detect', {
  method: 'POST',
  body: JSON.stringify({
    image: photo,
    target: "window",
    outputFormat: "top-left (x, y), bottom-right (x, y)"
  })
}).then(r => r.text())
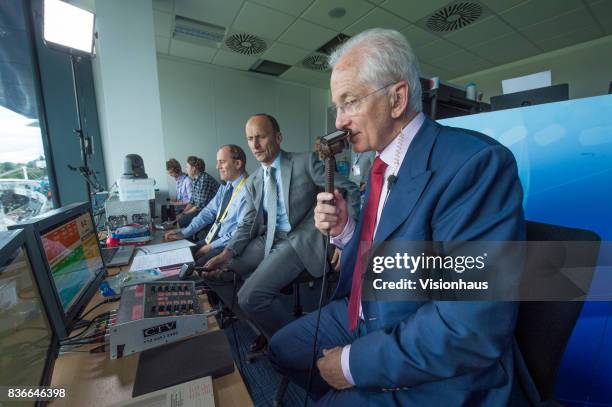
top-left (0, 1), bottom-right (54, 230)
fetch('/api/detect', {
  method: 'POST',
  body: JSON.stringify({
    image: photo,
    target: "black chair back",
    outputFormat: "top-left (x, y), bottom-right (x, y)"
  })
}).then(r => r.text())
top-left (515, 221), bottom-right (600, 403)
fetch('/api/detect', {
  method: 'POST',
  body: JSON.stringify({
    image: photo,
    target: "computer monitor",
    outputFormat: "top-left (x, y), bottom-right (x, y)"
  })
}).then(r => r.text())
top-left (9, 202), bottom-right (106, 338)
top-left (0, 229), bottom-right (58, 400)
top-left (490, 84), bottom-right (569, 111)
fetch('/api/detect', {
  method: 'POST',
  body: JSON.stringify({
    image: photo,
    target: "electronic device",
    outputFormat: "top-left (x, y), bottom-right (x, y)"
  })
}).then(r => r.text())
top-left (490, 84), bottom-right (569, 111)
top-left (122, 154), bottom-right (148, 179)
top-left (111, 224), bottom-right (152, 245)
top-left (101, 245), bottom-right (136, 267)
top-left (109, 281), bottom-right (212, 359)
top-left (9, 202), bottom-right (107, 339)
top-left (105, 196), bottom-right (152, 230)
top-left (43, 0), bottom-right (95, 55)
top-left (0, 230), bottom-right (58, 401)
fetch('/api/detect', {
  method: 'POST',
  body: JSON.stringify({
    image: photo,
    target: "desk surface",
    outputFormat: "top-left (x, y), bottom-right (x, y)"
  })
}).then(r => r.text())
top-left (49, 239), bottom-right (253, 407)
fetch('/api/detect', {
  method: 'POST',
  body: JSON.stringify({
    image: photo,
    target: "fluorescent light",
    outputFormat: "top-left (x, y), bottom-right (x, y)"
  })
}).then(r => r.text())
top-left (43, 0), bottom-right (94, 54)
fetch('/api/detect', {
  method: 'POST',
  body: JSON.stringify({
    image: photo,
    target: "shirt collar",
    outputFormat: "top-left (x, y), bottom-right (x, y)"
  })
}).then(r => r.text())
top-left (229, 173), bottom-right (246, 188)
top-left (261, 152), bottom-right (281, 174)
top-left (378, 112), bottom-right (425, 167)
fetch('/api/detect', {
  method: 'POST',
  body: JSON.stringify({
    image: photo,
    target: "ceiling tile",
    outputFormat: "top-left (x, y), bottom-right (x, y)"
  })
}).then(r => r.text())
top-left (301, 0), bottom-right (374, 32)
top-left (174, 0), bottom-right (244, 28)
top-left (444, 15), bottom-right (513, 47)
top-left (431, 50), bottom-right (493, 77)
top-left (479, 0), bottom-right (526, 13)
top-left (263, 42), bottom-right (312, 65)
top-left (590, 0), bottom-right (612, 34)
top-left (250, 0), bottom-right (314, 17)
top-left (380, 0), bottom-right (451, 23)
top-left (232, 2), bottom-right (296, 40)
top-left (213, 49), bottom-right (259, 70)
top-left (153, 10), bottom-right (173, 38)
top-left (470, 32), bottom-right (540, 66)
top-left (170, 38), bottom-right (218, 63)
top-left (414, 39), bottom-right (461, 64)
top-left (156, 36), bottom-right (170, 54)
top-left (280, 66), bottom-right (331, 89)
top-left (153, 0), bottom-right (174, 13)
top-left (534, 25), bottom-right (603, 52)
top-left (344, 7), bottom-right (410, 36)
top-left (400, 24), bottom-right (440, 48)
top-left (419, 62), bottom-right (455, 80)
top-left (500, 0), bottom-right (583, 29)
top-left (521, 7), bottom-right (598, 42)
top-left (278, 19), bottom-right (338, 50)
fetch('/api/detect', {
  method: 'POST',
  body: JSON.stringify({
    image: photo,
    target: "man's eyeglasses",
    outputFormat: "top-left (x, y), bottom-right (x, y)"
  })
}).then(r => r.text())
top-left (332, 83), bottom-right (395, 117)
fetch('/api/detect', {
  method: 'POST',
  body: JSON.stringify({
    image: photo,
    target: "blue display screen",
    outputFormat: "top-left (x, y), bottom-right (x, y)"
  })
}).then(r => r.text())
top-left (440, 95), bottom-right (612, 405)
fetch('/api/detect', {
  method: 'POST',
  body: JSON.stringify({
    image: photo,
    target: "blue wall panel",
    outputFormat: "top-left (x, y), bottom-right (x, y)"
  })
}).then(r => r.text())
top-left (440, 95), bottom-right (612, 406)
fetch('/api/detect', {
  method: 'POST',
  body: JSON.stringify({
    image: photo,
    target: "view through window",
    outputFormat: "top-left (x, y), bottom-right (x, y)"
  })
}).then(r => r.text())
top-left (0, 1), bottom-right (53, 230)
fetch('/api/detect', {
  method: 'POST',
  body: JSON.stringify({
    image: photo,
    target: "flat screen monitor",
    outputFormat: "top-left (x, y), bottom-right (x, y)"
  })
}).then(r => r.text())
top-left (0, 230), bottom-right (58, 402)
top-left (9, 202), bottom-right (106, 338)
top-left (491, 84), bottom-right (569, 111)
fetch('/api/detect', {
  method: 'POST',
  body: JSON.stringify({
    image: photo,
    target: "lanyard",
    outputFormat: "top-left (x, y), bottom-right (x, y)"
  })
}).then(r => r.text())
top-left (215, 176), bottom-right (248, 224)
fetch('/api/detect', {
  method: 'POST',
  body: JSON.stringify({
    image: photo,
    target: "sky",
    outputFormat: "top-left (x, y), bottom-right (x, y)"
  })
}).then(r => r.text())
top-left (0, 105), bottom-right (45, 163)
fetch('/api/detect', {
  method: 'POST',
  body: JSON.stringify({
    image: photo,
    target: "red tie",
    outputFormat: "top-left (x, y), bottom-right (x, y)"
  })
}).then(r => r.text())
top-left (348, 156), bottom-right (388, 331)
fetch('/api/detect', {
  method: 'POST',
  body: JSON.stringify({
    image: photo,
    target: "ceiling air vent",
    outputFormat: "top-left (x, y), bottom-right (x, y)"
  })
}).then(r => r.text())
top-left (250, 60), bottom-right (291, 77)
top-left (174, 16), bottom-right (225, 46)
top-left (426, 2), bottom-right (483, 32)
top-left (317, 33), bottom-right (351, 56)
top-left (225, 33), bottom-right (267, 55)
top-left (302, 54), bottom-right (329, 71)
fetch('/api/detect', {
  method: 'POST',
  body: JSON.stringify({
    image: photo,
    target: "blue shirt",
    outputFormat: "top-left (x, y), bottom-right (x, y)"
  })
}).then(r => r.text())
top-left (181, 173), bottom-right (248, 249)
top-left (175, 173), bottom-right (192, 202)
top-left (262, 154), bottom-right (291, 233)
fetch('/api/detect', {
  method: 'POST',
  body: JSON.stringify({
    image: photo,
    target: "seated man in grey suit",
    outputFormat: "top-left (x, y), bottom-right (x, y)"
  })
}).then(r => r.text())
top-left (204, 113), bottom-right (360, 350)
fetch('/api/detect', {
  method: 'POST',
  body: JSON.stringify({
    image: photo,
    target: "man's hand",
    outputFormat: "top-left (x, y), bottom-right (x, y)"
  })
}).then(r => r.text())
top-left (194, 244), bottom-right (212, 259)
top-left (317, 347), bottom-right (353, 390)
top-left (314, 189), bottom-right (348, 237)
top-left (164, 230), bottom-right (183, 241)
top-left (203, 249), bottom-right (232, 270)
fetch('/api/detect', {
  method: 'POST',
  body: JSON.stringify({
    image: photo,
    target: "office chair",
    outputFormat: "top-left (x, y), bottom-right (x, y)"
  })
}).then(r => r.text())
top-left (515, 221), bottom-right (600, 406)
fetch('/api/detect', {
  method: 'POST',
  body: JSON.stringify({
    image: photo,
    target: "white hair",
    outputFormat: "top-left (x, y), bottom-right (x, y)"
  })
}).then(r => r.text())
top-left (328, 28), bottom-right (422, 113)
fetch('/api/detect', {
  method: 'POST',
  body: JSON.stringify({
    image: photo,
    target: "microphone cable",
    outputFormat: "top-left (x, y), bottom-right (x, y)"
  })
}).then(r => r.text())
top-left (304, 234), bottom-right (331, 407)
top-left (304, 173), bottom-right (397, 405)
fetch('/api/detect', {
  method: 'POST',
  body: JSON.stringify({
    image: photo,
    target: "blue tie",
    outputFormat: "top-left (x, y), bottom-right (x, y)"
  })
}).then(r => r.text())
top-left (264, 167), bottom-right (277, 255)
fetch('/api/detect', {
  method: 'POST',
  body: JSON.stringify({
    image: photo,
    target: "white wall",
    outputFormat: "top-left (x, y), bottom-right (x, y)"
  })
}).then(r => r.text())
top-left (450, 34), bottom-right (612, 103)
top-left (92, 0), bottom-right (167, 194)
top-left (157, 55), bottom-right (330, 197)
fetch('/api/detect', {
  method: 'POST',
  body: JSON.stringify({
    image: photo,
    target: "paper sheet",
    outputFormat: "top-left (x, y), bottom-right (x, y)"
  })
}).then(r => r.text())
top-left (111, 376), bottom-right (215, 407)
top-left (139, 239), bottom-right (195, 254)
top-left (130, 247), bottom-right (193, 271)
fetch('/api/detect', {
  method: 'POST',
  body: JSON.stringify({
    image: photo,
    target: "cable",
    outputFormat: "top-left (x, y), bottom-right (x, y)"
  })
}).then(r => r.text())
top-left (304, 235), bottom-right (331, 407)
top-left (62, 312), bottom-right (110, 342)
top-left (78, 296), bottom-right (119, 321)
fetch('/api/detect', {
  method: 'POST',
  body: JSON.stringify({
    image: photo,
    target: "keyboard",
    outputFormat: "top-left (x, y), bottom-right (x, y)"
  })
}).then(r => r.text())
top-left (101, 245), bottom-right (135, 267)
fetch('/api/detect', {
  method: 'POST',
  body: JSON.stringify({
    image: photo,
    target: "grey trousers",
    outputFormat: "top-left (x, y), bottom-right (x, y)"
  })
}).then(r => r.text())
top-left (208, 234), bottom-right (307, 340)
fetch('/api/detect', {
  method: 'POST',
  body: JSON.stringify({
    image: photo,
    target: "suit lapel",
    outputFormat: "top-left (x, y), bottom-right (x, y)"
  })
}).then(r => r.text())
top-left (280, 150), bottom-right (292, 221)
top-left (374, 117), bottom-right (439, 242)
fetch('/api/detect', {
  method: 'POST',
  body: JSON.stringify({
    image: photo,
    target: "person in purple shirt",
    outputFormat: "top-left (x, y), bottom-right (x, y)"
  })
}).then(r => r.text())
top-left (166, 158), bottom-right (192, 203)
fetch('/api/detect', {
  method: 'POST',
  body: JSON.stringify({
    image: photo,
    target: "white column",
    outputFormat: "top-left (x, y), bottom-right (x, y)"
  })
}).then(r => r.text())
top-left (91, 0), bottom-right (167, 195)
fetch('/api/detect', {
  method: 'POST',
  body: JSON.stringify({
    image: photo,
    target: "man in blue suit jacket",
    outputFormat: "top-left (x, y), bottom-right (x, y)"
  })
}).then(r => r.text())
top-left (268, 28), bottom-right (527, 406)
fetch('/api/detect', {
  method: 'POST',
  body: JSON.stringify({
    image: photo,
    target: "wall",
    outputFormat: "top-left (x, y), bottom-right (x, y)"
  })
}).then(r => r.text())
top-left (92, 0), bottom-right (167, 196)
top-left (157, 55), bottom-right (330, 197)
top-left (450, 34), bottom-right (612, 103)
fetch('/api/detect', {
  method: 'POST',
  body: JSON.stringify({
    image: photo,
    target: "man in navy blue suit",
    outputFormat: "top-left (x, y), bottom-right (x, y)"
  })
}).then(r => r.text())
top-left (268, 28), bottom-right (528, 406)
